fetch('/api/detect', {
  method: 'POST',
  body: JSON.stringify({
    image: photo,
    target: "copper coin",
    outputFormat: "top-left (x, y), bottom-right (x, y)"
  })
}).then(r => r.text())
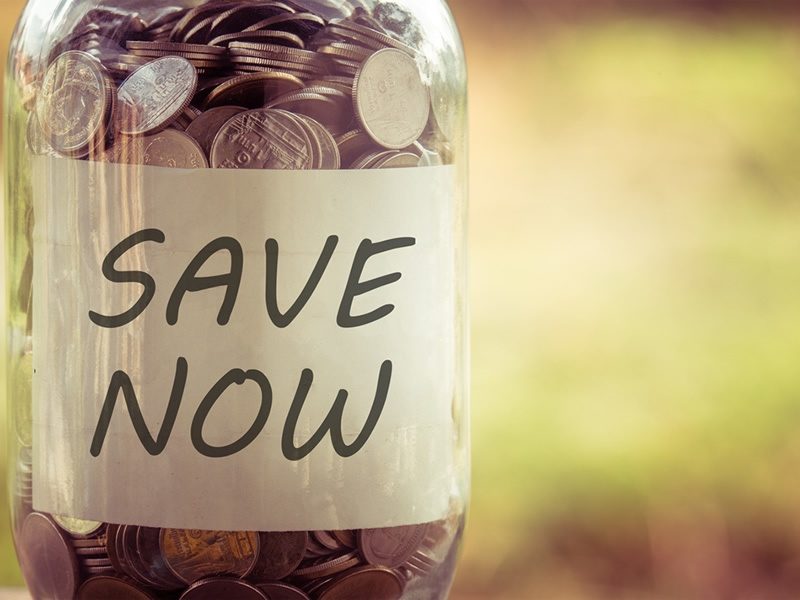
top-left (354, 48), bottom-right (430, 149)
top-left (210, 108), bottom-right (312, 170)
top-left (121, 525), bottom-right (169, 589)
top-left (359, 524), bottom-right (428, 568)
top-left (314, 531), bottom-right (345, 551)
top-left (136, 527), bottom-right (184, 590)
top-left (180, 578), bottom-right (268, 600)
top-left (36, 50), bottom-right (114, 157)
top-left (160, 529), bottom-right (260, 584)
top-left (317, 566), bottom-right (404, 600)
top-left (257, 582), bottom-right (311, 600)
top-left (118, 56), bottom-right (198, 135)
top-left (105, 524), bottom-right (127, 575)
top-left (332, 530), bottom-right (357, 549)
top-left (18, 512), bottom-right (80, 600)
top-left (249, 530), bottom-right (307, 581)
top-left (204, 71), bottom-right (304, 109)
top-left (77, 576), bottom-right (156, 600)
top-left (185, 106), bottom-right (247, 155)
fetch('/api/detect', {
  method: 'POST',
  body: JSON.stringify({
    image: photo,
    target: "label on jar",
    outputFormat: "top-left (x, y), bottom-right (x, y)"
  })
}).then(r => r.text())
top-left (31, 157), bottom-right (458, 532)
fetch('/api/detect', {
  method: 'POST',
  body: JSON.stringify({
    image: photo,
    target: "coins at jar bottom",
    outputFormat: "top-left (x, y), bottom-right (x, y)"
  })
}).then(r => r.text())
top-left (16, 510), bottom-right (456, 600)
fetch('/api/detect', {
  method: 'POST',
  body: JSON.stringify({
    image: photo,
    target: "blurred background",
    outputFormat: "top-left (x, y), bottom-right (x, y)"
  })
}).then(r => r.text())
top-left (3, 0), bottom-right (800, 598)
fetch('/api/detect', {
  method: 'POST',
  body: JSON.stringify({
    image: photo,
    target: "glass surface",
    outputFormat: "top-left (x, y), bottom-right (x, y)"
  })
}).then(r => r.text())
top-left (5, 1), bottom-right (468, 598)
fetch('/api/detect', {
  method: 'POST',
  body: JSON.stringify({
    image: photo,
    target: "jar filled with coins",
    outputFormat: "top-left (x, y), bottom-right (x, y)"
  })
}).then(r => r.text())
top-left (5, 1), bottom-right (468, 599)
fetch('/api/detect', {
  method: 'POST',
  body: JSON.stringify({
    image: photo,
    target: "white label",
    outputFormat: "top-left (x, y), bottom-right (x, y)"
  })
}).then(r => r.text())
top-left (32, 157), bottom-right (457, 532)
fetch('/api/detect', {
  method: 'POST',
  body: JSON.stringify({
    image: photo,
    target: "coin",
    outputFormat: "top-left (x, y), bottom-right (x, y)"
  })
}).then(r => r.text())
top-left (353, 49), bottom-right (430, 150)
top-left (210, 30), bottom-right (305, 49)
top-left (53, 515), bottom-right (105, 538)
top-left (77, 576), bottom-right (156, 600)
top-left (204, 71), bottom-right (304, 109)
top-left (36, 50), bottom-right (114, 157)
top-left (296, 115), bottom-right (341, 169)
top-left (317, 566), bottom-right (404, 600)
top-left (121, 525), bottom-right (169, 589)
top-left (126, 41), bottom-right (227, 56)
top-left (112, 130), bottom-right (208, 169)
top-left (136, 527), bottom-right (185, 590)
top-left (184, 106), bottom-right (247, 155)
top-left (19, 513), bottom-right (80, 600)
top-left (249, 531), bottom-right (307, 581)
top-left (257, 582), bottom-right (311, 600)
top-left (292, 551), bottom-right (361, 580)
top-left (181, 578), bottom-right (268, 600)
top-left (117, 56), bottom-right (198, 135)
top-left (359, 524), bottom-right (428, 568)
top-left (25, 113), bottom-right (57, 157)
top-left (210, 108), bottom-right (312, 170)
top-left (372, 151), bottom-right (420, 169)
top-left (160, 529), bottom-right (260, 584)
top-left (336, 129), bottom-right (380, 168)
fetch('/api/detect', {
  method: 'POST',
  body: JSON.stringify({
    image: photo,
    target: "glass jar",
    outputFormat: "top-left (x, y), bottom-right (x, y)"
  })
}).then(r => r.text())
top-left (5, 1), bottom-right (468, 599)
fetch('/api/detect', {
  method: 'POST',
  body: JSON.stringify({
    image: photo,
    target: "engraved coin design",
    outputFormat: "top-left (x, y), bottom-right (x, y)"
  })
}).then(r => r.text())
top-left (118, 56), bottom-right (198, 135)
top-left (354, 48), bottom-right (430, 150)
top-left (160, 529), bottom-right (260, 583)
top-left (36, 50), bottom-right (114, 157)
top-left (210, 108), bottom-right (312, 169)
top-left (185, 106), bottom-right (247, 155)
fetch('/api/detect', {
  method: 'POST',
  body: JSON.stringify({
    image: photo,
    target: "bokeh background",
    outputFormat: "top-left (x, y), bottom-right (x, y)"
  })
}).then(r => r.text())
top-left (3, 0), bottom-right (800, 598)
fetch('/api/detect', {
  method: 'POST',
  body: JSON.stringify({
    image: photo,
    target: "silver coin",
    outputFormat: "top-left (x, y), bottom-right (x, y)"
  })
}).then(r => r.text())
top-left (111, 129), bottom-right (208, 169)
top-left (35, 51), bottom-right (114, 157)
top-left (185, 106), bottom-right (247, 155)
top-left (117, 56), bottom-right (198, 135)
top-left (353, 49), bottom-right (430, 150)
top-left (297, 115), bottom-right (341, 170)
top-left (210, 108), bottom-right (312, 170)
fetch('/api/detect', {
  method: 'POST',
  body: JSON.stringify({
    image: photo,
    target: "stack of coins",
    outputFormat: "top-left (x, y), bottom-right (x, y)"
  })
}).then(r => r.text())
top-left (27, 1), bottom-right (446, 171)
top-left (17, 2), bottom-right (458, 598)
